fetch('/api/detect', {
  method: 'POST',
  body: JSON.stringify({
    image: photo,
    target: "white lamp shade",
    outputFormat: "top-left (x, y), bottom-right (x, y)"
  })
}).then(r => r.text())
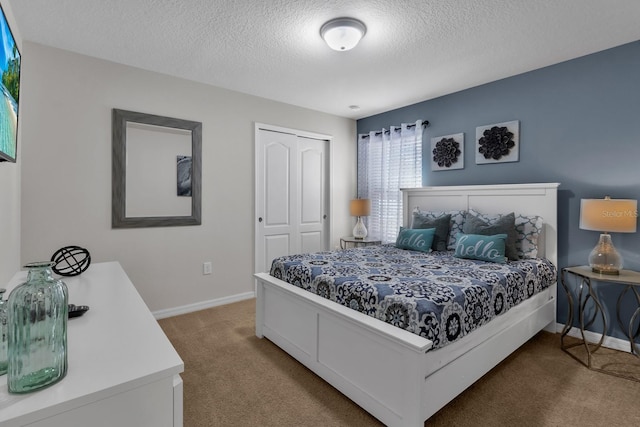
top-left (579, 198), bottom-right (637, 233)
top-left (320, 18), bottom-right (366, 51)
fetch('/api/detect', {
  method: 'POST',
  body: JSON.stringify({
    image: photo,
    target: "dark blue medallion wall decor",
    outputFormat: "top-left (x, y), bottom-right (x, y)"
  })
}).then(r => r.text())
top-left (475, 120), bottom-right (519, 164)
top-left (431, 132), bottom-right (464, 171)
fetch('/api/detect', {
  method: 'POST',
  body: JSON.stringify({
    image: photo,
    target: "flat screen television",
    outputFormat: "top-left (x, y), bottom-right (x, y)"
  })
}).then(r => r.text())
top-left (0, 4), bottom-right (20, 163)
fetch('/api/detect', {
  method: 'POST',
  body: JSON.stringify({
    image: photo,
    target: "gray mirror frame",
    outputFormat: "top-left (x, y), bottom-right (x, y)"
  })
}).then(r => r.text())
top-left (112, 108), bottom-right (202, 228)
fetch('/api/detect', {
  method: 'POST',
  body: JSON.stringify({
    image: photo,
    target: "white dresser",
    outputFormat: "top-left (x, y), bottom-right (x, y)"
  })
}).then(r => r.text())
top-left (0, 262), bottom-right (184, 427)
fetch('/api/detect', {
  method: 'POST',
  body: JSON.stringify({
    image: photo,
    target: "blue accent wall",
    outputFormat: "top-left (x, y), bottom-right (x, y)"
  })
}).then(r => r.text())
top-left (357, 40), bottom-right (640, 341)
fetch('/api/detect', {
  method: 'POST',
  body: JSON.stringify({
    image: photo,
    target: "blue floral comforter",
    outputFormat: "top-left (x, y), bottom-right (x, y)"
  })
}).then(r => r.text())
top-left (270, 245), bottom-right (557, 350)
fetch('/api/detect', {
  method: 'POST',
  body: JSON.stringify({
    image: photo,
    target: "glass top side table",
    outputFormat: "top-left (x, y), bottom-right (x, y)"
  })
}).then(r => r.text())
top-left (560, 266), bottom-right (640, 381)
top-left (340, 236), bottom-right (382, 249)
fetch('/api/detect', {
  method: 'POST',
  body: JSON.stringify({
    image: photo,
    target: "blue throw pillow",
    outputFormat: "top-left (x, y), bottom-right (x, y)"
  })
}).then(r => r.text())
top-left (454, 233), bottom-right (507, 263)
top-left (396, 227), bottom-right (436, 253)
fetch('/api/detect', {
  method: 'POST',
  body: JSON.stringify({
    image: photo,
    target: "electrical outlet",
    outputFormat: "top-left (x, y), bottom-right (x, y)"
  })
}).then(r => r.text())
top-left (203, 262), bottom-right (212, 275)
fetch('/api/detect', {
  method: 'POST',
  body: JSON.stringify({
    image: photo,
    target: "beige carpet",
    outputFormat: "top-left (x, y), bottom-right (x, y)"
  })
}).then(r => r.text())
top-left (159, 299), bottom-right (640, 426)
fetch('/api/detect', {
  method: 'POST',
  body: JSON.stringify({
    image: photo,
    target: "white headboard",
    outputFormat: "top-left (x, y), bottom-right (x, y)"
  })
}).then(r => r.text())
top-left (402, 183), bottom-right (560, 266)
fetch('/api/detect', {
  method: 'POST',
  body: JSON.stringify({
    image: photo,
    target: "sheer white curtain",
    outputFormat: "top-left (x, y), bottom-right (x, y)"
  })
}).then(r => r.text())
top-left (358, 120), bottom-right (423, 243)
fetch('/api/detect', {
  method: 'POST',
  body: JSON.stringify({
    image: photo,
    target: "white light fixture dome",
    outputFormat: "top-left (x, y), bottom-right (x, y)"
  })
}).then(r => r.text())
top-left (320, 17), bottom-right (366, 51)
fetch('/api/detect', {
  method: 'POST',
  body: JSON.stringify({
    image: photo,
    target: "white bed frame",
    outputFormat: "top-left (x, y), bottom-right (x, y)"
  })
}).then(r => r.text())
top-left (255, 183), bottom-right (559, 426)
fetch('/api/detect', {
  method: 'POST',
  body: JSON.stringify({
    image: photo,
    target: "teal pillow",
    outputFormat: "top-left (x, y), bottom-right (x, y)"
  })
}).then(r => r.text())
top-left (463, 212), bottom-right (518, 260)
top-left (411, 213), bottom-right (451, 251)
top-left (396, 227), bottom-right (436, 253)
top-left (454, 233), bottom-right (507, 263)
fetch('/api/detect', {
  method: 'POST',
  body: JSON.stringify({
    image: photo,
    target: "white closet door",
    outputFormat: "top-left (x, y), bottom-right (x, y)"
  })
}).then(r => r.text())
top-left (255, 127), bottom-right (329, 274)
top-left (298, 137), bottom-right (328, 254)
top-left (256, 129), bottom-right (298, 275)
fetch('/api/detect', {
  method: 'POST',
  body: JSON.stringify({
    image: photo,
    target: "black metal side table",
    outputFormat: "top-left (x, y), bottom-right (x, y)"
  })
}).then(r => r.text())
top-left (560, 266), bottom-right (640, 381)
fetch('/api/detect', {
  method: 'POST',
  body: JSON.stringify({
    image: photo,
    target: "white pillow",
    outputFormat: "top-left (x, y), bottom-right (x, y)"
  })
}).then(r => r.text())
top-left (467, 209), bottom-right (543, 259)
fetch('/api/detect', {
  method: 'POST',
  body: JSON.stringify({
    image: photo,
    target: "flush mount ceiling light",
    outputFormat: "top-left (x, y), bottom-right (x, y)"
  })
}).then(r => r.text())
top-left (320, 17), bottom-right (366, 51)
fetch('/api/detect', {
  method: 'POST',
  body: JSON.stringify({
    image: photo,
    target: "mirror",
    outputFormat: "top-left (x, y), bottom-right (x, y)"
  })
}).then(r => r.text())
top-left (112, 109), bottom-right (202, 228)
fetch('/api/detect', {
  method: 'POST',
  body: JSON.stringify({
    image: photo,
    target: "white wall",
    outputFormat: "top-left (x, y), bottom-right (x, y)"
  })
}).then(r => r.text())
top-left (20, 42), bottom-right (356, 312)
top-left (0, 0), bottom-right (21, 285)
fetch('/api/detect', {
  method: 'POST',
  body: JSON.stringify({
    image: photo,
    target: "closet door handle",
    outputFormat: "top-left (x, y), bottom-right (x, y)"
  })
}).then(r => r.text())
top-left (258, 217), bottom-right (263, 222)
top-left (323, 215), bottom-right (327, 220)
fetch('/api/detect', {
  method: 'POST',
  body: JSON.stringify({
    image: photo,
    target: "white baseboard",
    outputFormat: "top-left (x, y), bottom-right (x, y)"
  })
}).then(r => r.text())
top-left (153, 291), bottom-right (255, 320)
top-left (554, 322), bottom-right (635, 354)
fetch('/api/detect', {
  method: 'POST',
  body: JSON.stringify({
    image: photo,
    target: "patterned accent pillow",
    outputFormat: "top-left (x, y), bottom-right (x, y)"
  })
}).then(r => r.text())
top-left (395, 227), bottom-right (435, 253)
top-left (454, 233), bottom-right (507, 263)
top-left (468, 209), bottom-right (544, 259)
top-left (463, 212), bottom-right (518, 261)
top-left (412, 208), bottom-right (466, 250)
top-left (410, 213), bottom-right (451, 251)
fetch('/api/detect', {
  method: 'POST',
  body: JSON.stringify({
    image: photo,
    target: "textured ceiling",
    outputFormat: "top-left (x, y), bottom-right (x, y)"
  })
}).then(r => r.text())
top-left (8, 0), bottom-right (640, 119)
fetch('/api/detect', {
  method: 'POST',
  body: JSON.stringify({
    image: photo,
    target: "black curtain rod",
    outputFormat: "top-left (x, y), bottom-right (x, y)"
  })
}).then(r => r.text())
top-left (360, 120), bottom-right (430, 138)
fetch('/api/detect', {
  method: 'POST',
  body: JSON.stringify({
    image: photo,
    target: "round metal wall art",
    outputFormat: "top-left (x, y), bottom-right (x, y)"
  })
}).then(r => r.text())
top-left (432, 137), bottom-right (461, 167)
top-left (478, 126), bottom-right (515, 160)
top-left (430, 132), bottom-right (464, 171)
top-left (51, 246), bottom-right (91, 276)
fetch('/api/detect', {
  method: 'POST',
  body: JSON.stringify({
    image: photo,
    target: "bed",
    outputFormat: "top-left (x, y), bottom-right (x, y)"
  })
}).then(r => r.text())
top-left (254, 183), bottom-right (559, 426)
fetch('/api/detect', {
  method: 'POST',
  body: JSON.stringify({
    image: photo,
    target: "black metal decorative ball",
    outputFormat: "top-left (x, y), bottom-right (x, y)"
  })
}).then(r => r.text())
top-left (51, 246), bottom-right (91, 277)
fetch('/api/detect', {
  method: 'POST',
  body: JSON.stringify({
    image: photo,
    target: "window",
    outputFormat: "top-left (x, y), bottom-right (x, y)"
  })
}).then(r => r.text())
top-left (358, 120), bottom-right (423, 243)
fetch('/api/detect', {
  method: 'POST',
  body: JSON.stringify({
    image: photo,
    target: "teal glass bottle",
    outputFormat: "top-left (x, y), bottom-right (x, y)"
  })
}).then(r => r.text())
top-left (7, 262), bottom-right (68, 393)
top-left (0, 288), bottom-right (7, 375)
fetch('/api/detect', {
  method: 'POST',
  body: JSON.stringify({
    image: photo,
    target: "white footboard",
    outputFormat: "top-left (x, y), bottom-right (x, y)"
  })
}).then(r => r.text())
top-left (256, 272), bottom-right (556, 427)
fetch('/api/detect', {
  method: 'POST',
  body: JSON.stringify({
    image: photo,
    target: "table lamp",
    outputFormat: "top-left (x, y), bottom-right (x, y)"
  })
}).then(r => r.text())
top-left (579, 196), bottom-right (637, 275)
top-left (350, 198), bottom-right (370, 239)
